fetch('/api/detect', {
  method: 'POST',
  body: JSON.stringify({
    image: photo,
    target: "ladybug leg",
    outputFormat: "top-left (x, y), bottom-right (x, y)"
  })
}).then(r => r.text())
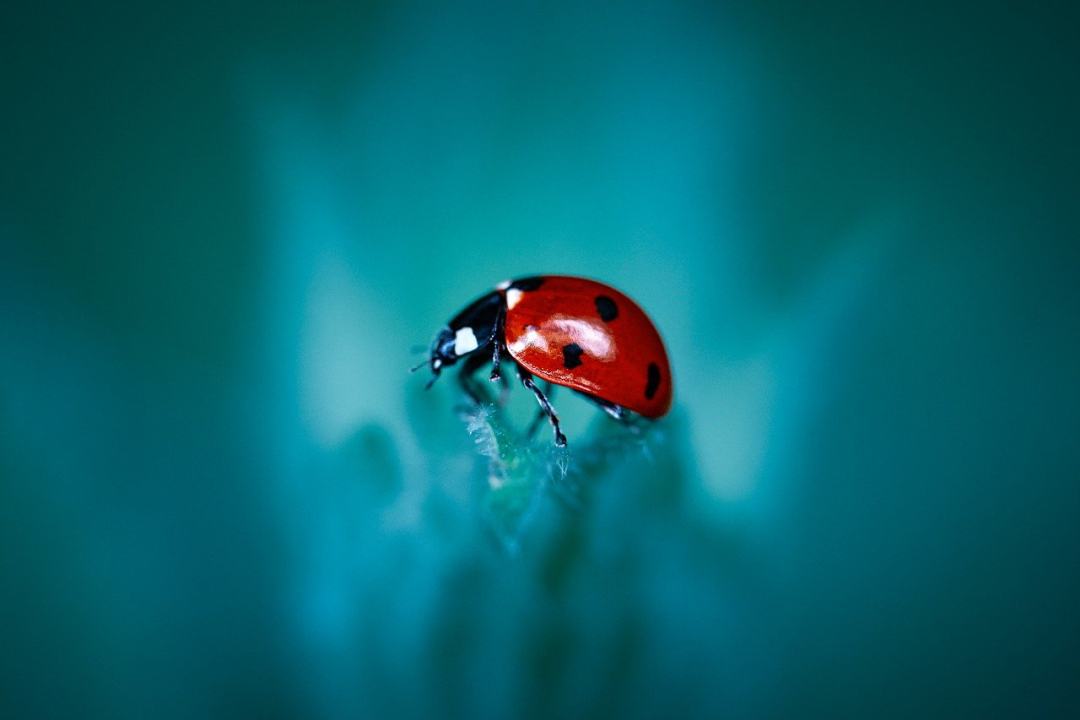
top-left (496, 352), bottom-right (512, 404)
top-left (489, 304), bottom-right (505, 382)
top-left (458, 350), bottom-right (494, 405)
top-left (591, 396), bottom-right (633, 424)
top-left (582, 394), bottom-right (640, 432)
top-left (525, 382), bottom-right (555, 438)
top-left (517, 366), bottom-right (567, 447)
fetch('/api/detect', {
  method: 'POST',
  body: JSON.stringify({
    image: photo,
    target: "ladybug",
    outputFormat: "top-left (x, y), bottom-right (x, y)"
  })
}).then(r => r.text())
top-left (416, 275), bottom-right (672, 446)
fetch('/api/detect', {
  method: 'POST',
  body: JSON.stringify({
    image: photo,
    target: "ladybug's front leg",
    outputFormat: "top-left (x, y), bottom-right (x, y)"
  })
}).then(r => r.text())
top-left (489, 303), bottom-right (505, 383)
top-left (517, 365), bottom-right (567, 447)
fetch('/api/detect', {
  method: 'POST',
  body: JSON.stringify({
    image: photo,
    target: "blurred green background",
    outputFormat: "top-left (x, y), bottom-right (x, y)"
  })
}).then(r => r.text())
top-left (3, 1), bottom-right (1079, 718)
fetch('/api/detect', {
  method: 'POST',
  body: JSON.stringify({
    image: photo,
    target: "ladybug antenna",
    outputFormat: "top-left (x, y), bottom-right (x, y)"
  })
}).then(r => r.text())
top-left (423, 357), bottom-right (444, 389)
top-left (409, 358), bottom-right (429, 373)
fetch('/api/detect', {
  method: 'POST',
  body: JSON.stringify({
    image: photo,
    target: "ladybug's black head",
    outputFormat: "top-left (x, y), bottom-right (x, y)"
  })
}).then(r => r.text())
top-left (424, 326), bottom-right (459, 386)
top-left (415, 289), bottom-right (502, 388)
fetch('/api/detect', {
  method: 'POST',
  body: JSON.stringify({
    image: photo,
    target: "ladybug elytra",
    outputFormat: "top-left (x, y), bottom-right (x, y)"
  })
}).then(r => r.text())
top-left (417, 275), bottom-right (672, 446)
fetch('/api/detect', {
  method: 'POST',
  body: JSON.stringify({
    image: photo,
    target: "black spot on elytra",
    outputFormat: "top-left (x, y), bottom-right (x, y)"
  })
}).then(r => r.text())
top-left (510, 277), bottom-right (545, 291)
top-left (645, 362), bottom-right (661, 399)
top-left (594, 295), bottom-right (618, 322)
top-left (562, 343), bottom-right (584, 369)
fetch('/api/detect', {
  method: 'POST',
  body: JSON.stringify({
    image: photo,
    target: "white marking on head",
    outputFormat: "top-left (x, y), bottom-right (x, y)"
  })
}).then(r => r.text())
top-left (496, 279), bottom-right (511, 290)
top-left (454, 326), bottom-right (479, 355)
top-left (506, 288), bottom-right (524, 310)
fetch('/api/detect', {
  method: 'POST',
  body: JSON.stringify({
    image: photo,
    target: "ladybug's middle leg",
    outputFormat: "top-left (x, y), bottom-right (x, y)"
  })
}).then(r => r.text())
top-left (525, 382), bottom-right (556, 439)
top-left (517, 366), bottom-right (567, 447)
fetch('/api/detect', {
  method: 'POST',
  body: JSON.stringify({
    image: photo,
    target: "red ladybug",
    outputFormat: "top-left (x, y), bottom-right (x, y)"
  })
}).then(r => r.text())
top-left (417, 275), bottom-right (672, 446)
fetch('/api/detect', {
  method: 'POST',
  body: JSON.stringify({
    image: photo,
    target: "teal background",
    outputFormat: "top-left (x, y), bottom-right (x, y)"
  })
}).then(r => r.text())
top-left (3, 2), bottom-right (1078, 717)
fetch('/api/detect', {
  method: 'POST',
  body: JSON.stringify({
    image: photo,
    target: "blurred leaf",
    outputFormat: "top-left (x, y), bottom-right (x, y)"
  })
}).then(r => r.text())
top-left (460, 399), bottom-right (680, 552)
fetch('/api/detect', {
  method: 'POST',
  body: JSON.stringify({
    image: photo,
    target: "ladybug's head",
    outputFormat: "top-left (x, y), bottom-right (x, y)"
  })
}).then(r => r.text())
top-left (422, 326), bottom-right (460, 386)
top-left (414, 289), bottom-right (500, 388)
